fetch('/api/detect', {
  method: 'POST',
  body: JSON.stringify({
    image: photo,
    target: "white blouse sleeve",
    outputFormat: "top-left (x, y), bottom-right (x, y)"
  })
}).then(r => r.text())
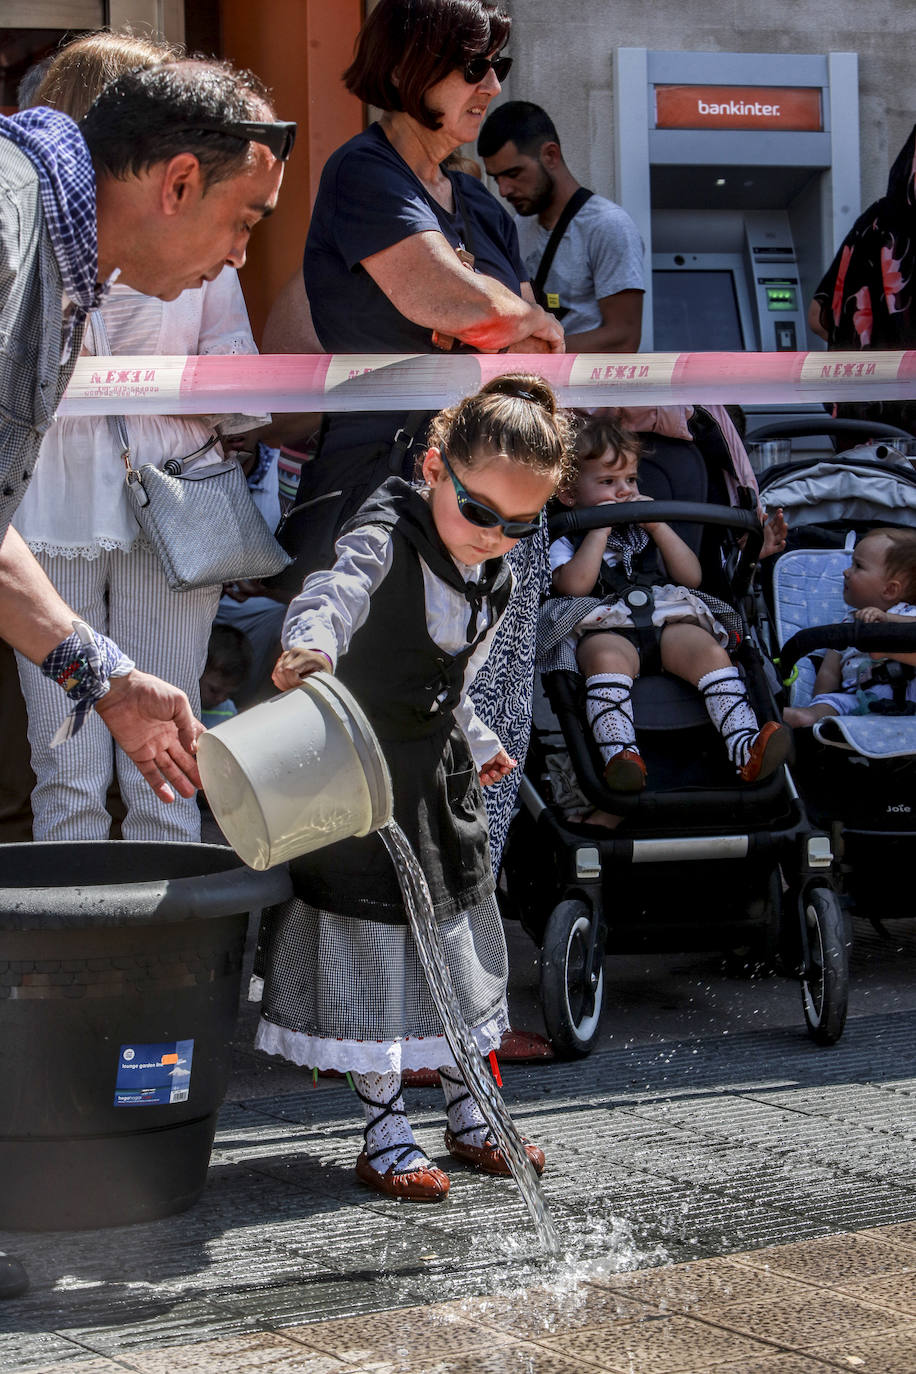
top-left (197, 269), bottom-right (270, 434)
top-left (281, 525), bottom-right (394, 670)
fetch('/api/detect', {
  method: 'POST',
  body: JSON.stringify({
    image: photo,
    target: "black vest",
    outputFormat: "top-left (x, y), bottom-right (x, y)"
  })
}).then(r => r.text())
top-left (290, 479), bottom-right (512, 922)
top-left (335, 478), bottom-right (513, 739)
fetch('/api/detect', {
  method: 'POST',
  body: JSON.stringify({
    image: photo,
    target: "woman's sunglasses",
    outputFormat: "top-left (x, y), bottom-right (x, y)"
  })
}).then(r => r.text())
top-left (462, 53), bottom-right (512, 85)
top-left (439, 449), bottom-right (542, 539)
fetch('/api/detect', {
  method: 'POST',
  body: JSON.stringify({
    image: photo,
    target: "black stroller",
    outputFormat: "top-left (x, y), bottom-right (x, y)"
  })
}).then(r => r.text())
top-left (499, 417), bottom-right (843, 1056)
top-left (753, 423), bottom-right (916, 1014)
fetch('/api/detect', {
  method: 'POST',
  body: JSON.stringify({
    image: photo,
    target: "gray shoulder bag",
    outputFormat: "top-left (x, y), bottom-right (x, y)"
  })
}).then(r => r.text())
top-left (92, 310), bottom-right (291, 592)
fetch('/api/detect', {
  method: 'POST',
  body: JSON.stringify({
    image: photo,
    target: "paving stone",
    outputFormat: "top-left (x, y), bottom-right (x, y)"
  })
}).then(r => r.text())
top-left (685, 1357), bottom-right (839, 1373)
top-left (2, 1362), bottom-right (129, 1374)
top-left (808, 1323), bottom-right (916, 1372)
top-left (533, 1313), bottom-right (776, 1372)
top-left (277, 1305), bottom-right (513, 1366)
top-left (384, 1346), bottom-right (588, 1374)
top-left (590, 1256), bottom-right (814, 1312)
top-left (433, 1283), bottom-right (651, 1338)
top-left (121, 1331), bottom-right (344, 1373)
top-left (832, 1269), bottom-right (916, 1316)
top-left (0, 1337), bottom-right (110, 1372)
top-left (733, 1232), bottom-right (916, 1286)
top-left (703, 1289), bottom-right (913, 1352)
top-left (52, 1299), bottom-right (256, 1360)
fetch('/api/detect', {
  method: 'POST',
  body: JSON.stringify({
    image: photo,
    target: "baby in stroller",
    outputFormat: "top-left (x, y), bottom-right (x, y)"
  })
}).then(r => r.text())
top-left (783, 527), bottom-right (916, 727)
top-left (547, 415), bottom-right (791, 791)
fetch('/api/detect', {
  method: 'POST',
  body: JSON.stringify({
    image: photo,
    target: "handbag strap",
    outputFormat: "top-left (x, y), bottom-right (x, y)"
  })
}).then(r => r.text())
top-left (88, 309), bottom-right (134, 471)
top-left (90, 308), bottom-right (221, 478)
top-left (531, 186), bottom-right (593, 311)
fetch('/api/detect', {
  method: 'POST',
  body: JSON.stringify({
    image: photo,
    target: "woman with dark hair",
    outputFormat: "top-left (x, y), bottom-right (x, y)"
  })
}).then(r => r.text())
top-left (282, 0), bottom-right (565, 870)
top-left (293, 0), bottom-right (563, 570)
top-left (810, 123), bottom-right (916, 437)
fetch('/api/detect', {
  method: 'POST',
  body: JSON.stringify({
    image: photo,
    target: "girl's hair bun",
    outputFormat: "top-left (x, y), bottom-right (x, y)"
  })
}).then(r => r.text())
top-left (482, 372), bottom-right (557, 415)
top-left (428, 371), bottom-right (574, 487)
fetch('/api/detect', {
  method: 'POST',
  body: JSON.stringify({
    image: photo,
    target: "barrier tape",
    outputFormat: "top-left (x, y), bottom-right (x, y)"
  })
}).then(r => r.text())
top-left (57, 350), bottom-right (916, 416)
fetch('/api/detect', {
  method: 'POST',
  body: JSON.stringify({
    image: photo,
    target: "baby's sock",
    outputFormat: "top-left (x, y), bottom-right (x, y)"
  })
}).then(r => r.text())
top-left (698, 666), bottom-right (760, 767)
top-left (352, 1070), bottom-right (427, 1174)
top-left (584, 673), bottom-right (638, 766)
top-left (440, 1066), bottom-right (490, 1148)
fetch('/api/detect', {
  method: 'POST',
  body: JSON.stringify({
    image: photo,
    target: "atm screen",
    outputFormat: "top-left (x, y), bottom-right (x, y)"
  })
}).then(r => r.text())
top-left (652, 270), bottom-right (747, 351)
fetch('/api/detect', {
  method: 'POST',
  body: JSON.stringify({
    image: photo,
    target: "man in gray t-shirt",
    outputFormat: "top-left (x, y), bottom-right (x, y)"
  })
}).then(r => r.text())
top-left (479, 101), bottom-right (644, 352)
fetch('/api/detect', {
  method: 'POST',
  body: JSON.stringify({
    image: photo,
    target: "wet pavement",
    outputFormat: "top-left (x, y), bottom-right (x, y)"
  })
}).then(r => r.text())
top-left (4, 911), bottom-right (916, 1371)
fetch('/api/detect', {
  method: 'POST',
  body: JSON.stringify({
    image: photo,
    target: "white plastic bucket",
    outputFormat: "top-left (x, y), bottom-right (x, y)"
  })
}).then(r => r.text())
top-left (196, 673), bottom-right (393, 871)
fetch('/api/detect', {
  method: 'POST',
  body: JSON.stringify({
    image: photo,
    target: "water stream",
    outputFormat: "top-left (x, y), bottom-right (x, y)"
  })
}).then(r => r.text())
top-left (380, 820), bottom-right (562, 1256)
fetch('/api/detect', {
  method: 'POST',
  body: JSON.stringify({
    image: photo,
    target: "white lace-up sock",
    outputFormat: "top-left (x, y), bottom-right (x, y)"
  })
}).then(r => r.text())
top-left (698, 666), bottom-right (761, 767)
top-left (352, 1070), bottom-right (427, 1175)
top-left (584, 673), bottom-right (639, 766)
top-left (439, 1067), bottom-right (490, 1148)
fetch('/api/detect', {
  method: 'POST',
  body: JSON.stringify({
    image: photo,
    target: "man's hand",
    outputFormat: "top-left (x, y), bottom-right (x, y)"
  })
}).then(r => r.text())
top-left (93, 670), bottom-right (204, 803)
top-left (479, 747), bottom-right (517, 786)
top-left (272, 647), bottom-right (331, 691)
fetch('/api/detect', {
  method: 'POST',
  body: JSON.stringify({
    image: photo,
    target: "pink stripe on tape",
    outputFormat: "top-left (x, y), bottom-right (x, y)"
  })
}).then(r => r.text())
top-left (58, 350), bottom-right (916, 416)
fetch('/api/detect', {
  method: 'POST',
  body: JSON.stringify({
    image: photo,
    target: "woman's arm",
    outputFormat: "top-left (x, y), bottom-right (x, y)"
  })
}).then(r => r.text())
top-left (262, 271), bottom-right (322, 354)
top-left (362, 232), bottom-right (564, 353)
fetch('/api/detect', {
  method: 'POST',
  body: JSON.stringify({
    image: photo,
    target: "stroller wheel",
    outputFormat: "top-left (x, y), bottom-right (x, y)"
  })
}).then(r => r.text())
top-left (540, 899), bottom-right (604, 1058)
top-left (800, 887), bottom-right (849, 1046)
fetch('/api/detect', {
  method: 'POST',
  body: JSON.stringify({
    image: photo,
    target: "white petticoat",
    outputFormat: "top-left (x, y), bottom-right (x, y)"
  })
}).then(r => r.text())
top-left (574, 582), bottom-right (729, 647)
top-left (254, 1007), bottom-right (510, 1075)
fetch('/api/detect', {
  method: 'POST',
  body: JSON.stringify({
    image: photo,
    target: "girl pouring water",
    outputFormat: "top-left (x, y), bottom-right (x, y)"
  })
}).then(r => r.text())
top-left (256, 375), bottom-right (573, 1200)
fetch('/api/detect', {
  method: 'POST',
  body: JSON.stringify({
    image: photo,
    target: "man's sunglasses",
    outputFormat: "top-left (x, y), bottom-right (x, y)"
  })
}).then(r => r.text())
top-left (439, 449), bottom-right (542, 539)
top-left (183, 118), bottom-right (297, 162)
top-left (462, 52), bottom-right (512, 85)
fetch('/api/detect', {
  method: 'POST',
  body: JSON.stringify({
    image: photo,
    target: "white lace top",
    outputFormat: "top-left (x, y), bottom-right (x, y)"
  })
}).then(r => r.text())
top-left (13, 269), bottom-right (267, 559)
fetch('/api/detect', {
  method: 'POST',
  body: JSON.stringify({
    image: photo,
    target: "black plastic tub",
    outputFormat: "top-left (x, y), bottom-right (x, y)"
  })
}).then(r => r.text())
top-left (0, 842), bottom-right (290, 1232)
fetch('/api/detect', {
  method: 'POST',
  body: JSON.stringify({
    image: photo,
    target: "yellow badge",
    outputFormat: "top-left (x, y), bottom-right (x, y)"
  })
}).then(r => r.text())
top-left (546, 292), bottom-right (561, 309)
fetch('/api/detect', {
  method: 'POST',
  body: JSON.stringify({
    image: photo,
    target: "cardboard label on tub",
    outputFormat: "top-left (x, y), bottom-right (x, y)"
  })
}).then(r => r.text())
top-left (114, 1040), bottom-right (194, 1106)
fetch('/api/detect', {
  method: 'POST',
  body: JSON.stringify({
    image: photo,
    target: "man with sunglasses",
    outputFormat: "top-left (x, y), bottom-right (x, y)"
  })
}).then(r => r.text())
top-left (479, 101), bottom-right (645, 354)
top-left (0, 60), bottom-right (291, 889)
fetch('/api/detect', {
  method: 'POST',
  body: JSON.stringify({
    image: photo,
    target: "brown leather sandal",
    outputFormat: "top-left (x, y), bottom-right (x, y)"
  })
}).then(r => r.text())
top-left (355, 1148), bottom-right (449, 1200)
top-left (444, 1128), bottom-right (545, 1177)
top-left (352, 1078), bottom-right (449, 1201)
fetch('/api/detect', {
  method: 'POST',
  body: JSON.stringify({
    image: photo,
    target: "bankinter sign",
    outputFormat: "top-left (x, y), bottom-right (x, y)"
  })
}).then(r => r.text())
top-left (655, 85), bottom-right (822, 132)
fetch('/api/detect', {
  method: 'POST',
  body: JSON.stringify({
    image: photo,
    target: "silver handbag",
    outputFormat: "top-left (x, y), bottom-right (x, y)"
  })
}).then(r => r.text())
top-left (123, 442), bottom-right (292, 593)
top-left (92, 310), bottom-right (291, 593)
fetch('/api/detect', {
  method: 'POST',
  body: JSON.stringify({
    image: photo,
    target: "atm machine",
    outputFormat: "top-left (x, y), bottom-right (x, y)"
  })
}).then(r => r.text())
top-left (652, 212), bottom-right (807, 355)
top-left (614, 48), bottom-right (861, 438)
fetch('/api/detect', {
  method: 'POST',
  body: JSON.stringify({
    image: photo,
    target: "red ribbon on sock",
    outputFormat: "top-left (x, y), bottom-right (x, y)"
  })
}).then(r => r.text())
top-left (488, 1051), bottom-right (503, 1087)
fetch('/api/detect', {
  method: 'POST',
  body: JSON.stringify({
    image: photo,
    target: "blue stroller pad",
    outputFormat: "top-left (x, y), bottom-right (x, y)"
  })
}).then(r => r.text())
top-left (773, 546), bottom-right (916, 759)
top-left (772, 547), bottom-right (849, 708)
top-left (812, 714), bottom-right (916, 759)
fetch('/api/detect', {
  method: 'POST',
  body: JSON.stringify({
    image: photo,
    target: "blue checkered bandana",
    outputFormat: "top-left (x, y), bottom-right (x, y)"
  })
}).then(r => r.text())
top-left (42, 621), bottom-right (136, 746)
top-left (0, 108), bottom-right (108, 359)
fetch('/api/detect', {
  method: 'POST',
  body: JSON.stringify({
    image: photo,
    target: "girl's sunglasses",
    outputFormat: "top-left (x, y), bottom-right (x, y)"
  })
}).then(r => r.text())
top-left (462, 53), bottom-right (512, 84)
top-left (439, 449), bottom-right (542, 539)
